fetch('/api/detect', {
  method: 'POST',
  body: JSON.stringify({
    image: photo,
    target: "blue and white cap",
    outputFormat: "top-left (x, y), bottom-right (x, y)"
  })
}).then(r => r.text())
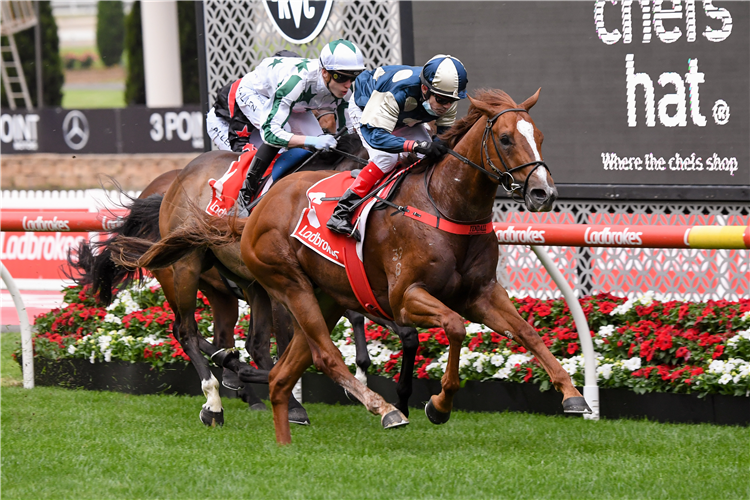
top-left (319, 39), bottom-right (366, 75)
top-left (420, 55), bottom-right (468, 100)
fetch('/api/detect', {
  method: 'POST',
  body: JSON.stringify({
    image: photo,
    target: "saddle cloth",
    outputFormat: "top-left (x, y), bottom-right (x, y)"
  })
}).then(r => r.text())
top-left (291, 172), bottom-right (392, 320)
top-left (205, 146), bottom-right (276, 218)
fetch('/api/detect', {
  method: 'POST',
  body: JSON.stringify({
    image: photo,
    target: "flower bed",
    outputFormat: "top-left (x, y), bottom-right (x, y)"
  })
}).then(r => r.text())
top-left (16, 281), bottom-right (750, 398)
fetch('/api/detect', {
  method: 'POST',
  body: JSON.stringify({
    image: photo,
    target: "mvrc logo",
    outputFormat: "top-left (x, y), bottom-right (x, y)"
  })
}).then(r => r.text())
top-left (263, 0), bottom-right (333, 44)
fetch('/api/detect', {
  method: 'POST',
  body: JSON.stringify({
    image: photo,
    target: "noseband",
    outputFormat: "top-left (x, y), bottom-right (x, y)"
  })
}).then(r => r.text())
top-left (448, 107), bottom-right (550, 200)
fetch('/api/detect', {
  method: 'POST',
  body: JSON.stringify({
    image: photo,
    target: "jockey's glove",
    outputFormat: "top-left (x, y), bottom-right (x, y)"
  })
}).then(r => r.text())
top-left (305, 135), bottom-right (338, 151)
top-left (411, 140), bottom-right (448, 159)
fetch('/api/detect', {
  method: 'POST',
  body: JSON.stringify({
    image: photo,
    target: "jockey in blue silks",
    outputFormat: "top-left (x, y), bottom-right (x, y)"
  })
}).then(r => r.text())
top-left (326, 54), bottom-right (469, 240)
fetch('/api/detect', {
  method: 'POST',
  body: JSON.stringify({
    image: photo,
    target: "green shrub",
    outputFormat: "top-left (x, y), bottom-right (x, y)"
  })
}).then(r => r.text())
top-left (96, 1), bottom-right (124, 67)
top-left (0, 1), bottom-right (63, 108)
top-left (124, 0), bottom-right (145, 105)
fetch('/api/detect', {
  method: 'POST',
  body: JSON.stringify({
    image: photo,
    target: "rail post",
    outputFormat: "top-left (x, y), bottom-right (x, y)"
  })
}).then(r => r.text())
top-left (0, 262), bottom-right (34, 388)
top-left (530, 246), bottom-right (599, 420)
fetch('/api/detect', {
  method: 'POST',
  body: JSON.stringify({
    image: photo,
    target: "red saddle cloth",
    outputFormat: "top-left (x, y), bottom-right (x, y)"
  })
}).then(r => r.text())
top-left (291, 172), bottom-right (393, 320)
top-left (205, 145), bottom-right (275, 217)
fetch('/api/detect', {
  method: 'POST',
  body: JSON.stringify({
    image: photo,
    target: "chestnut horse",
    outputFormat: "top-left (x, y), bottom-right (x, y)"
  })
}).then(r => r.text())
top-left (113, 88), bottom-right (591, 444)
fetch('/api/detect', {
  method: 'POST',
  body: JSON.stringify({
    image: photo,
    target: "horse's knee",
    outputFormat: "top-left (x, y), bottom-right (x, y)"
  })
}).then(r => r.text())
top-left (400, 327), bottom-right (419, 351)
top-left (443, 314), bottom-right (466, 343)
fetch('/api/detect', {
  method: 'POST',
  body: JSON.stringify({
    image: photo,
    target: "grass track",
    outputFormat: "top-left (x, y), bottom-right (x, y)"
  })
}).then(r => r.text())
top-left (2, 333), bottom-right (749, 499)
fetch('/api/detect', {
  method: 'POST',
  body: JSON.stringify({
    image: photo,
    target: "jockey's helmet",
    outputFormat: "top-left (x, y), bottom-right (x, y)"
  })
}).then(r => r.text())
top-left (420, 55), bottom-right (468, 100)
top-left (319, 39), bottom-right (366, 77)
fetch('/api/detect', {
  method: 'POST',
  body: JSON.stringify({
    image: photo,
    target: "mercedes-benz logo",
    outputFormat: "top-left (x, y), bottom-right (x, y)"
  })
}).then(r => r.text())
top-left (62, 110), bottom-right (89, 150)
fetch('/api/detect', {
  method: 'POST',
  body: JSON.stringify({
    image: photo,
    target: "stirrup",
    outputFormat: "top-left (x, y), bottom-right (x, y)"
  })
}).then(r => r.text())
top-left (210, 348), bottom-right (239, 368)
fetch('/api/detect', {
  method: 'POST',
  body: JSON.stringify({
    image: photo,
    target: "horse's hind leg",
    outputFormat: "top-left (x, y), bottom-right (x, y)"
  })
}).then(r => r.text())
top-left (172, 253), bottom-right (225, 426)
top-left (270, 298), bottom-right (309, 425)
top-left (268, 325), bottom-right (313, 445)
top-left (467, 284), bottom-right (591, 414)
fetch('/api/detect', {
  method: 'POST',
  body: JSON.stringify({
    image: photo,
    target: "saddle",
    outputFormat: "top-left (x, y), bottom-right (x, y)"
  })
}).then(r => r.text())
top-left (206, 147), bottom-right (311, 218)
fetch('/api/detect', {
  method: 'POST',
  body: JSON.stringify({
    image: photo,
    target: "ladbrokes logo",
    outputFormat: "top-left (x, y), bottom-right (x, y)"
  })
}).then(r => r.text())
top-left (22, 216), bottom-right (70, 232)
top-left (297, 223), bottom-right (339, 259)
top-left (495, 225), bottom-right (546, 244)
top-left (584, 226), bottom-right (643, 246)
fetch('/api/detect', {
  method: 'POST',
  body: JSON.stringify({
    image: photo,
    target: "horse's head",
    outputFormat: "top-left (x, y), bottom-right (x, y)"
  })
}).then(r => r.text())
top-left (465, 89), bottom-right (557, 212)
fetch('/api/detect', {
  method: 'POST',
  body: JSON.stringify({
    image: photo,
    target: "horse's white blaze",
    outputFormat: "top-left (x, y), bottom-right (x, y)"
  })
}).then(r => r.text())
top-left (201, 374), bottom-right (222, 412)
top-left (517, 119), bottom-right (549, 188)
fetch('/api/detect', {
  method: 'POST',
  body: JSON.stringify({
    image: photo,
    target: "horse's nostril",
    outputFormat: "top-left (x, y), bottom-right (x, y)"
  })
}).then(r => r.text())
top-left (529, 188), bottom-right (548, 202)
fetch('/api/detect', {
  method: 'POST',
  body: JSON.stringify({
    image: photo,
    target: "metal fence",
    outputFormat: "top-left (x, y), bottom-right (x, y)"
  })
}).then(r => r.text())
top-left (494, 199), bottom-right (749, 301)
top-left (203, 0), bottom-right (402, 103)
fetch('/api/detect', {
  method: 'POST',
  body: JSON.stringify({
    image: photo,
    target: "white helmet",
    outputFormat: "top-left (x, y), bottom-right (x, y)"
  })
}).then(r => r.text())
top-left (319, 39), bottom-right (365, 75)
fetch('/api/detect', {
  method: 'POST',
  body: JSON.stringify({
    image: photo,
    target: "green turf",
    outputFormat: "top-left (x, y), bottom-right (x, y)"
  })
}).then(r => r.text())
top-left (62, 89), bottom-right (126, 109)
top-left (2, 333), bottom-right (749, 500)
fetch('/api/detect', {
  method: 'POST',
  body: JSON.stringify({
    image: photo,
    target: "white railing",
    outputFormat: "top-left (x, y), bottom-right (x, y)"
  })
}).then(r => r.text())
top-left (1, 189), bottom-right (141, 210)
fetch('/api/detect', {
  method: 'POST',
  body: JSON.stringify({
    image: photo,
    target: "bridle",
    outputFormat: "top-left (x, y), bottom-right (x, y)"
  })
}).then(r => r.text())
top-left (446, 107), bottom-right (550, 201)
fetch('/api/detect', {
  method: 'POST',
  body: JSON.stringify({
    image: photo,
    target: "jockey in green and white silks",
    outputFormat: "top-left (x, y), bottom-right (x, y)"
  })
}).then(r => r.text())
top-left (327, 55), bottom-right (469, 240)
top-left (205, 40), bottom-right (366, 205)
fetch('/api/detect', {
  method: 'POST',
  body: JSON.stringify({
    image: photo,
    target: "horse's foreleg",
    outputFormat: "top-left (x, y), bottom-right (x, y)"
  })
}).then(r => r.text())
top-left (396, 286), bottom-right (466, 424)
top-left (466, 283), bottom-right (591, 413)
top-left (172, 255), bottom-right (224, 426)
top-left (394, 325), bottom-right (418, 417)
top-left (344, 310), bottom-right (370, 385)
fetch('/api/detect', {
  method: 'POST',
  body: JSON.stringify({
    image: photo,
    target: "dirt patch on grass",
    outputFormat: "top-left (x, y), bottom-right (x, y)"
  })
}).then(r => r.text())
top-left (65, 66), bottom-right (125, 85)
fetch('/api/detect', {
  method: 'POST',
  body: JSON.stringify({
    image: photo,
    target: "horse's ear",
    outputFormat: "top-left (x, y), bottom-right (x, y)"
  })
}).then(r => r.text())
top-left (521, 88), bottom-right (541, 111)
top-left (468, 95), bottom-right (496, 117)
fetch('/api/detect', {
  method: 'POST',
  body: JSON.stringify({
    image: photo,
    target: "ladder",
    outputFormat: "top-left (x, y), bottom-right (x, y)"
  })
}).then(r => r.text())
top-left (0, 1), bottom-right (37, 110)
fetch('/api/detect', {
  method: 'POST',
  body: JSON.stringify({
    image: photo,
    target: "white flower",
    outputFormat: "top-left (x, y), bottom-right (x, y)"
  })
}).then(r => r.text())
top-left (89, 351), bottom-right (96, 364)
top-left (718, 374), bottom-right (732, 385)
top-left (103, 313), bottom-right (122, 325)
top-left (611, 298), bottom-right (635, 316)
top-left (67, 345), bottom-right (76, 355)
top-left (599, 364), bottom-right (613, 380)
top-left (622, 357), bottom-right (642, 371)
top-left (740, 311), bottom-right (750, 324)
top-left (492, 367), bottom-right (511, 379)
top-left (104, 350), bottom-right (112, 362)
top-left (490, 354), bottom-right (505, 367)
top-left (597, 325), bottom-right (615, 338)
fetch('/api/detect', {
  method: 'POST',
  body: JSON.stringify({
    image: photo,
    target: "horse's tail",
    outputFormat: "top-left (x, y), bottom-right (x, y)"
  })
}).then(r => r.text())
top-left (110, 203), bottom-right (246, 272)
top-left (65, 194), bottom-right (164, 305)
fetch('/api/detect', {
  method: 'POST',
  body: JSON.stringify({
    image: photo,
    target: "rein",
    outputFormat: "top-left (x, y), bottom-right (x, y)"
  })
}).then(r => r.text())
top-left (447, 107), bottom-right (550, 201)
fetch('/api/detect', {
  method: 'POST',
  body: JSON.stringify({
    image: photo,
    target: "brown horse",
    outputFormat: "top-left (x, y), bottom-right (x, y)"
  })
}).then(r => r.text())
top-left (113, 88), bottom-right (591, 444)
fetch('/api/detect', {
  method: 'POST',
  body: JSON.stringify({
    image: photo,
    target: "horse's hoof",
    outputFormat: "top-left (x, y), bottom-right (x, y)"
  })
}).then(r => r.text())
top-left (395, 402), bottom-right (410, 419)
top-left (424, 398), bottom-right (451, 425)
top-left (199, 408), bottom-right (224, 427)
top-left (288, 407), bottom-right (310, 426)
top-left (562, 396), bottom-right (592, 414)
top-left (221, 368), bottom-right (244, 391)
top-left (381, 410), bottom-right (409, 429)
top-left (249, 402), bottom-right (267, 411)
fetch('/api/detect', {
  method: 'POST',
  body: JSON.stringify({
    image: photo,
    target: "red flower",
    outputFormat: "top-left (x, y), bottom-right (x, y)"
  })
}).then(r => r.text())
top-left (418, 332), bottom-right (431, 343)
top-left (675, 346), bottom-right (690, 359)
top-left (434, 331), bottom-right (449, 346)
top-left (598, 302), bottom-right (617, 314)
top-left (654, 333), bottom-right (673, 351)
top-left (712, 345), bottom-right (725, 359)
top-left (523, 367), bottom-right (533, 383)
top-left (535, 304), bottom-right (552, 317)
top-left (567, 342), bottom-right (579, 355)
top-left (144, 347), bottom-right (153, 359)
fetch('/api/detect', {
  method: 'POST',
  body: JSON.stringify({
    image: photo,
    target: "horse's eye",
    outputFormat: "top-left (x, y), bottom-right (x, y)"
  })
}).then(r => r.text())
top-left (500, 135), bottom-right (511, 146)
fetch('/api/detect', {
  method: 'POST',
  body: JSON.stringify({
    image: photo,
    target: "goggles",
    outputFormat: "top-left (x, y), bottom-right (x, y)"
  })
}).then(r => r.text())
top-left (432, 93), bottom-right (457, 106)
top-left (330, 70), bottom-right (361, 83)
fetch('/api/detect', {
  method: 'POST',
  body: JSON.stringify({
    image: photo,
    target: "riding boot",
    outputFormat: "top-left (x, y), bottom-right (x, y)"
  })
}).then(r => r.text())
top-left (326, 189), bottom-right (363, 240)
top-left (326, 161), bottom-right (385, 240)
top-left (239, 143), bottom-right (280, 207)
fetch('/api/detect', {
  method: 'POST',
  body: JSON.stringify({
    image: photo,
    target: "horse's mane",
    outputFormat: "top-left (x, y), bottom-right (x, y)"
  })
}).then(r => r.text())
top-left (440, 89), bottom-right (518, 148)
